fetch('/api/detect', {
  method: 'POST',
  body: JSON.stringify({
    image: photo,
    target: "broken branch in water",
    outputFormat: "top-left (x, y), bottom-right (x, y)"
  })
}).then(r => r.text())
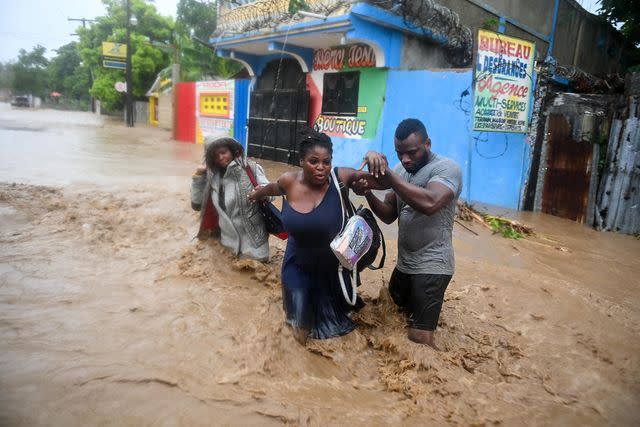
top-left (454, 219), bottom-right (478, 235)
top-left (456, 201), bottom-right (534, 239)
top-left (485, 215), bottom-right (534, 239)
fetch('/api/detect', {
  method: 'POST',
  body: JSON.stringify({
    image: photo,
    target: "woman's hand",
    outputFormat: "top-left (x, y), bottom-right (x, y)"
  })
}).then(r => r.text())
top-left (248, 186), bottom-right (263, 203)
top-left (194, 164), bottom-right (206, 176)
top-left (352, 178), bottom-right (371, 196)
top-left (350, 172), bottom-right (391, 195)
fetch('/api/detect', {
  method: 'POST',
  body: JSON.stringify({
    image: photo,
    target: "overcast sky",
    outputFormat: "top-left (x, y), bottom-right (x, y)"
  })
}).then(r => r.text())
top-left (0, 0), bottom-right (603, 63)
top-left (0, 0), bottom-right (179, 62)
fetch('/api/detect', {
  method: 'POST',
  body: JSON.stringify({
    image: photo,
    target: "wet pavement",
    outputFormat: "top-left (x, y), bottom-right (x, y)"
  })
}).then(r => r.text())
top-left (1, 104), bottom-right (639, 425)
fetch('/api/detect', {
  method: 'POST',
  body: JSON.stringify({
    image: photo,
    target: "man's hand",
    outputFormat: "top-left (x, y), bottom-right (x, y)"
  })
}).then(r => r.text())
top-left (359, 151), bottom-right (389, 178)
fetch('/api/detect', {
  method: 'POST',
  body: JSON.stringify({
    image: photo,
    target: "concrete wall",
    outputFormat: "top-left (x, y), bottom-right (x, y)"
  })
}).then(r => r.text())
top-left (401, 34), bottom-right (453, 69)
top-left (158, 92), bottom-right (173, 130)
top-left (134, 101), bottom-right (149, 125)
top-left (437, 0), bottom-right (627, 74)
top-left (555, 1), bottom-right (625, 74)
top-left (329, 69), bottom-right (531, 209)
top-left (437, 0), bottom-right (553, 60)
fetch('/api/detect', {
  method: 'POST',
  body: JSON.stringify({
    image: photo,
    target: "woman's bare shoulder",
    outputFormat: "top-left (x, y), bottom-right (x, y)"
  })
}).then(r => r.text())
top-left (277, 171), bottom-right (300, 189)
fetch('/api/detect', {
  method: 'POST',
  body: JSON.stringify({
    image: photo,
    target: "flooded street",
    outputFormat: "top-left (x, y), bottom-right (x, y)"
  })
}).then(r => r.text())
top-left (1, 104), bottom-right (639, 425)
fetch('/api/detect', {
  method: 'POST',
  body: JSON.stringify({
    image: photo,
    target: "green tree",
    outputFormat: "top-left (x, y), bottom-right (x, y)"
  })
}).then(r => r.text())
top-left (599, 0), bottom-right (640, 46)
top-left (0, 62), bottom-right (14, 91)
top-left (175, 0), bottom-right (241, 81)
top-left (176, 0), bottom-right (216, 40)
top-left (598, 0), bottom-right (640, 69)
top-left (288, 0), bottom-right (308, 14)
top-left (12, 45), bottom-right (49, 97)
top-left (48, 42), bottom-right (91, 101)
top-left (77, 0), bottom-right (174, 111)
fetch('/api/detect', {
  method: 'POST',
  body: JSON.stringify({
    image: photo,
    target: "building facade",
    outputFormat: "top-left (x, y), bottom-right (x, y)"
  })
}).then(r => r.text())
top-left (207, 0), bottom-right (627, 211)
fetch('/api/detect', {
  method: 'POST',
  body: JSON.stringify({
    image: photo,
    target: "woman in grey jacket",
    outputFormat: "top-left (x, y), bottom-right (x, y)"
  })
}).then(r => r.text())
top-left (192, 136), bottom-right (270, 261)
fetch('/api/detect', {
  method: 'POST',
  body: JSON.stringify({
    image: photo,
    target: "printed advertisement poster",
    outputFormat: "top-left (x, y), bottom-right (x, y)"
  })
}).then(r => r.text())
top-left (102, 42), bottom-right (126, 59)
top-left (196, 80), bottom-right (235, 143)
top-left (473, 30), bottom-right (535, 133)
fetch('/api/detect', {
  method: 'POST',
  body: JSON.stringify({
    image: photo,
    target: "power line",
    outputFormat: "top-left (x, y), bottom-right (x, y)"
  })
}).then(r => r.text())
top-left (67, 18), bottom-right (94, 39)
top-left (67, 17), bottom-right (96, 29)
top-left (67, 17), bottom-right (96, 113)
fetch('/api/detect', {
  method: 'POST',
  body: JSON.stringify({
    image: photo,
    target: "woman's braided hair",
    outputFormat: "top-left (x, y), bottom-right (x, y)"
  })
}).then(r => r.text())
top-left (298, 127), bottom-right (333, 159)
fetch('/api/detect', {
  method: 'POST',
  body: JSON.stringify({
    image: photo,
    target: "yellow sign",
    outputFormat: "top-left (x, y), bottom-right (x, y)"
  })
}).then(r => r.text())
top-left (102, 42), bottom-right (127, 59)
top-left (200, 92), bottom-right (231, 118)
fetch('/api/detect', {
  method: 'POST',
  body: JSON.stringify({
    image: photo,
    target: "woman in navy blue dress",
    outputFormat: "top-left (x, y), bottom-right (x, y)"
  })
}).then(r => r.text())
top-left (249, 129), bottom-right (386, 344)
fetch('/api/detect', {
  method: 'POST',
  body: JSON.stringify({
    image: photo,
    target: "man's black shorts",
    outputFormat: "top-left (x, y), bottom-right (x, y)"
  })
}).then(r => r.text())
top-left (388, 268), bottom-right (452, 331)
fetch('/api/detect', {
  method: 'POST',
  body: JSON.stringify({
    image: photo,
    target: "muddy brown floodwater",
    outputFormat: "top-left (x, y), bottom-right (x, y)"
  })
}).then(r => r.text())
top-left (0, 104), bottom-right (639, 425)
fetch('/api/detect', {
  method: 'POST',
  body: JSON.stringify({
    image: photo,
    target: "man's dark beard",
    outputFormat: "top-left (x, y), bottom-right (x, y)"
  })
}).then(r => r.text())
top-left (403, 152), bottom-right (430, 174)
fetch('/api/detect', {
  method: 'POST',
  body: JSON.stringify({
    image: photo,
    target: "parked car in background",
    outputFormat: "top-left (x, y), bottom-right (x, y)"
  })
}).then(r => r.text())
top-left (11, 95), bottom-right (31, 107)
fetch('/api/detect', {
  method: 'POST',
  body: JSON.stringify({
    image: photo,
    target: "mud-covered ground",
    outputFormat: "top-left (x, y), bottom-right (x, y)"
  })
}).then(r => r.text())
top-left (0, 106), bottom-right (638, 425)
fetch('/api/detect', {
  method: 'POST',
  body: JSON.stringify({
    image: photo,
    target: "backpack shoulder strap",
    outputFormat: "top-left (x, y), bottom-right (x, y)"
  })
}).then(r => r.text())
top-left (368, 232), bottom-right (386, 270)
top-left (331, 168), bottom-right (361, 305)
top-left (242, 161), bottom-right (259, 189)
top-left (333, 167), bottom-right (355, 217)
top-left (331, 168), bottom-right (347, 230)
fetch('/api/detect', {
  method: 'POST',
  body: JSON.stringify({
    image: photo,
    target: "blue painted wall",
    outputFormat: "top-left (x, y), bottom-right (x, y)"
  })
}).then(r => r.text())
top-left (329, 69), bottom-right (531, 209)
top-left (234, 79), bottom-right (250, 147)
top-left (330, 135), bottom-right (382, 170)
top-left (380, 69), bottom-right (531, 209)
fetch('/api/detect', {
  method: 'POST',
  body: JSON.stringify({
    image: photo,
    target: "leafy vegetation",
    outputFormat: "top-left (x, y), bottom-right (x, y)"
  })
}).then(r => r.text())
top-left (10, 45), bottom-right (49, 98)
top-left (76, 0), bottom-right (174, 111)
top-left (481, 18), bottom-right (500, 32)
top-left (48, 42), bottom-right (91, 104)
top-left (598, 0), bottom-right (640, 70)
top-left (599, 0), bottom-right (640, 46)
top-left (175, 0), bottom-right (241, 81)
top-left (485, 216), bottom-right (532, 240)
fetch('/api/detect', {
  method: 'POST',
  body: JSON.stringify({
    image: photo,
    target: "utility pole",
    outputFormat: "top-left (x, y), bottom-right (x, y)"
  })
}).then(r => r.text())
top-left (170, 32), bottom-right (180, 137)
top-left (125, 0), bottom-right (134, 127)
top-left (68, 17), bottom-right (96, 112)
top-left (151, 34), bottom-right (180, 136)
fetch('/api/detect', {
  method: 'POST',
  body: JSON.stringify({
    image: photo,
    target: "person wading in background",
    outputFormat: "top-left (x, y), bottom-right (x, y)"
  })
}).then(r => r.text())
top-left (191, 136), bottom-right (271, 261)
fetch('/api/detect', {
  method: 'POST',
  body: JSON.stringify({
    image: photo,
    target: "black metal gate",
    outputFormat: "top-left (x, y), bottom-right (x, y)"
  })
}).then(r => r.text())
top-left (247, 89), bottom-right (309, 165)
